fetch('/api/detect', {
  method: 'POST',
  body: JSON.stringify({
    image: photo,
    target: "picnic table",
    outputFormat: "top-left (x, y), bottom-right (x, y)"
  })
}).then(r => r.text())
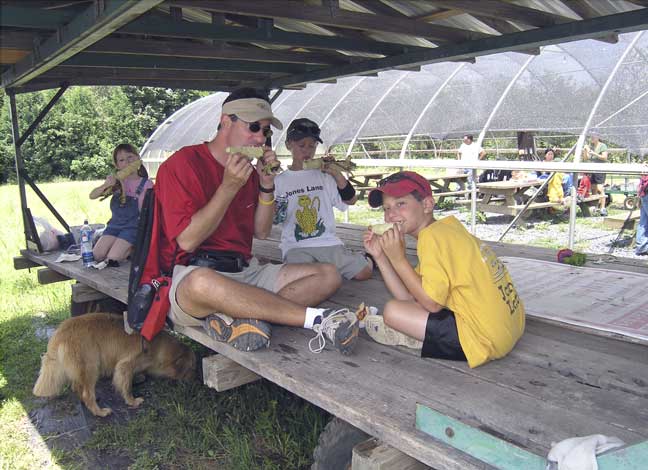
top-left (348, 171), bottom-right (387, 200)
top-left (427, 174), bottom-right (470, 203)
top-left (476, 179), bottom-right (544, 216)
top-left (476, 179), bottom-right (607, 217)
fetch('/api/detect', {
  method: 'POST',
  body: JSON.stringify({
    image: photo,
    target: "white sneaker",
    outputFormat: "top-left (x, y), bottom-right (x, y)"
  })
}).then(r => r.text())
top-left (364, 315), bottom-right (423, 349)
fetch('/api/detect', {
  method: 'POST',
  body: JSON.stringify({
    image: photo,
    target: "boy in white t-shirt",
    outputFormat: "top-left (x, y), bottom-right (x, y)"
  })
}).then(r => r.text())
top-left (275, 118), bottom-right (373, 280)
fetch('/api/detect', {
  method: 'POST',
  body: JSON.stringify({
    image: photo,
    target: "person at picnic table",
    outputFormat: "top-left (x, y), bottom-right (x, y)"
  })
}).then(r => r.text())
top-left (89, 143), bottom-right (153, 264)
top-left (153, 87), bottom-right (364, 355)
top-left (635, 173), bottom-right (648, 256)
top-left (455, 134), bottom-right (486, 192)
top-left (534, 148), bottom-right (566, 203)
top-left (274, 118), bottom-right (373, 281)
top-left (582, 131), bottom-right (609, 216)
top-left (362, 171), bottom-right (526, 368)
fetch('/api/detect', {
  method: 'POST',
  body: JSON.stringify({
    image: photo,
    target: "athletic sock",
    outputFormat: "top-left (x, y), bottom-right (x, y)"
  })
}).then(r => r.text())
top-left (304, 307), bottom-right (327, 329)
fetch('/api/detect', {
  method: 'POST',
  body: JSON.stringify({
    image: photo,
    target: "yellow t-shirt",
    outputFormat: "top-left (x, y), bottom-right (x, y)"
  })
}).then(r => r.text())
top-left (416, 216), bottom-right (525, 367)
top-left (547, 173), bottom-right (564, 203)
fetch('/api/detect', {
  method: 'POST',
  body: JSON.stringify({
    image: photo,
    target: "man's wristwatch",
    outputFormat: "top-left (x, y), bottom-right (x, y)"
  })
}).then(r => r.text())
top-left (259, 184), bottom-right (275, 193)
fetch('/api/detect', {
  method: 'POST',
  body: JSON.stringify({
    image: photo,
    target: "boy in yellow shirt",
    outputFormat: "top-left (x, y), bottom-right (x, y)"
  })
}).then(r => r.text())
top-left (363, 171), bottom-right (525, 368)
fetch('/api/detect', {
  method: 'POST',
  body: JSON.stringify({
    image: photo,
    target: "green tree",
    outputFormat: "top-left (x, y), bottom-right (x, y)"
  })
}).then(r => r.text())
top-left (121, 86), bottom-right (207, 141)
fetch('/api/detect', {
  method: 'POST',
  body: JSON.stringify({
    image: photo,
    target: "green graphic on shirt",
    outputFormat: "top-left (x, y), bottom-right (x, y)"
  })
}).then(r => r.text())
top-left (295, 195), bottom-right (325, 240)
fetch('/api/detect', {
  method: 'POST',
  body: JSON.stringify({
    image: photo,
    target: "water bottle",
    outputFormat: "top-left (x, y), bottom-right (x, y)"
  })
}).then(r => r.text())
top-left (80, 220), bottom-right (94, 267)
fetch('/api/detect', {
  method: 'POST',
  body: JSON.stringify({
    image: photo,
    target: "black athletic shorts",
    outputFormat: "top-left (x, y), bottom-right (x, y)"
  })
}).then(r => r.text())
top-left (589, 173), bottom-right (606, 185)
top-left (421, 308), bottom-right (467, 361)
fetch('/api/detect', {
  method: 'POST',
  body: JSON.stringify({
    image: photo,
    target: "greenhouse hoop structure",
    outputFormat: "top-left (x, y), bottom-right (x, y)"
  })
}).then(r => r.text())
top-left (142, 32), bottom-right (648, 249)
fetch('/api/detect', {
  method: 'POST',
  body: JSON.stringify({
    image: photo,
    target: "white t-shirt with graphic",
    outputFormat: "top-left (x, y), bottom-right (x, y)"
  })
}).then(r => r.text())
top-left (274, 169), bottom-right (347, 256)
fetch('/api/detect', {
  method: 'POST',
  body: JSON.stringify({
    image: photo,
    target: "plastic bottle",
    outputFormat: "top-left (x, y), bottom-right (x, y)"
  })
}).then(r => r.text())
top-left (80, 220), bottom-right (94, 267)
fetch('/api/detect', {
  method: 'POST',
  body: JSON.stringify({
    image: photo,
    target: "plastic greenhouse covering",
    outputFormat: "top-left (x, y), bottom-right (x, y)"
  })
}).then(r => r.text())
top-left (141, 32), bottom-right (648, 176)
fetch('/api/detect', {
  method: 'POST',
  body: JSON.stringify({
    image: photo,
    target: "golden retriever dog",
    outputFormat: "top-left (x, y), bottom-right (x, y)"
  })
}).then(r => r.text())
top-left (33, 312), bottom-right (196, 417)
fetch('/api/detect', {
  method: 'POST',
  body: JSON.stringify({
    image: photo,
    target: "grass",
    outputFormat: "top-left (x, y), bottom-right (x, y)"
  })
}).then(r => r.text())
top-left (0, 182), bottom-right (329, 470)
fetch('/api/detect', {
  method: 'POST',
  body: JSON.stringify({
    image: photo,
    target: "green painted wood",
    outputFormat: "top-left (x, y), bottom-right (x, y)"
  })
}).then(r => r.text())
top-left (64, 53), bottom-right (319, 74)
top-left (265, 9), bottom-right (648, 89)
top-left (170, 0), bottom-right (482, 42)
top-left (122, 15), bottom-right (416, 56)
top-left (599, 441), bottom-right (648, 470)
top-left (0, 6), bottom-right (73, 29)
top-left (416, 404), bottom-right (546, 470)
top-left (2, 0), bottom-right (164, 88)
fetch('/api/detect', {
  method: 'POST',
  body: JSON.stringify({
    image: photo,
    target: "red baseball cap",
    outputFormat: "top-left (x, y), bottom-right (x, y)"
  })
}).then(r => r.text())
top-left (368, 171), bottom-right (433, 208)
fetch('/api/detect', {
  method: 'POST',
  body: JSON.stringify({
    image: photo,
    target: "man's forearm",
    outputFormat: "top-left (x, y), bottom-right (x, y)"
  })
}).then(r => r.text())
top-left (254, 196), bottom-right (274, 239)
top-left (177, 187), bottom-right (236, 252)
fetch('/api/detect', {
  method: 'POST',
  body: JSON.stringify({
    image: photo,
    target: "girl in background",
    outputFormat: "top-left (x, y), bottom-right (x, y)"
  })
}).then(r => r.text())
top-left (89, 144), bottom-right (152, 263)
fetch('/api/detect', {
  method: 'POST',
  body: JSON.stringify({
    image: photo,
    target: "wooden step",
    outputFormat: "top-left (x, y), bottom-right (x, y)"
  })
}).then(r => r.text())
top-left (353, 438), bottom-right (428, 470)
top-left (604, 210), bottom-right (640, 230)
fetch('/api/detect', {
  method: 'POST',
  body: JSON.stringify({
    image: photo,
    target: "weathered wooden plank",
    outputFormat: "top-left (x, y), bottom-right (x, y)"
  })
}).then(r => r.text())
top-left (71, 282), bottom-right (109, 303)
top-left (352, 438), bottom-right (429, 470)
top-left (173, 322), bottom-right (648, 469)
top-left (37, 268), bottom-right (70, 285)
top-left (13, 255), bottom-right (39, 270)
top-left (202, 354), bottom-right (260, 392)
top-left (21, 250), bottom-right (129, 303)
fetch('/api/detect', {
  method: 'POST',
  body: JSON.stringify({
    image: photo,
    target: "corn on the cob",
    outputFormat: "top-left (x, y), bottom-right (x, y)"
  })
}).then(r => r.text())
top-left (226, 146), bottom-right (265, 159)
top-left (99, 159), bottom-right (142, 203)
top-left (303, 157), bottom-right (356, 172)
top-left (369, 223), bottom-right (396, 235)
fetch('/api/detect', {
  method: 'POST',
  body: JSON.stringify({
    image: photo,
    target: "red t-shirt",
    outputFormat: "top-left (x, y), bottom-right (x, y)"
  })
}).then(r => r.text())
top-left (577, 175), bottom-right (591, 197)
top-left (155, 143), bottom-right (259, 270)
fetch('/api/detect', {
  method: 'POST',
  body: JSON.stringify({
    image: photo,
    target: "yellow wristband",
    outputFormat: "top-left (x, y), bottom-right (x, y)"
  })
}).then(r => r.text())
top-left (258, 195), bottom-right (275, 206)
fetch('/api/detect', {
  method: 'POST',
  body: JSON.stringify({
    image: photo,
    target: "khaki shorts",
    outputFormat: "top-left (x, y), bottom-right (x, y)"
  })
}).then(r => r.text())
top-left (284, 244), bottom-right (369, 280)
top-left (168, 257), bottom-right (283, 327)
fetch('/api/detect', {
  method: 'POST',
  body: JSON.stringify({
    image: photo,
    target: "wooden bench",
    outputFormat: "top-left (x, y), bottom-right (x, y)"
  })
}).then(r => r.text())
top-left (16, 224), bottom-right (648, 469)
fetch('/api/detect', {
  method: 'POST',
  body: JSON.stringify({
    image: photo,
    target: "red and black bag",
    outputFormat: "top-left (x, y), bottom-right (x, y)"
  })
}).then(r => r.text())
top-left (127, 187), bottom-right (175, 341)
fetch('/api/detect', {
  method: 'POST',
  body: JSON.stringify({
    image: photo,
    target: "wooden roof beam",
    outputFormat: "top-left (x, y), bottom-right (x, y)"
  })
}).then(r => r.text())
top-left (1, 0), bottom-right (165, 89)
top-left (561, 1), bottom-right (619, 43)
top-left (63, 52), bottom-right (323, 74)
top-left (122, 15), bottom-right (428, 56)
top-left (43, 66), bottom-right (269, 81)
top-left (263, 8), bottom-right (648, 89)
top-left (471, 16), bottom-right (539, 55)
top-left (413, 9), bottom-right (464, 22)
top-left (167, 0), bottom-right (488, 42)
top-left (0, 5), bottom-right (74, 30)
top-left (13, 78), bottom-right (243, 94)
top-left (428, 0), bottom-right (573, 27)
top-left (88, 37), bottom-right (351, 65)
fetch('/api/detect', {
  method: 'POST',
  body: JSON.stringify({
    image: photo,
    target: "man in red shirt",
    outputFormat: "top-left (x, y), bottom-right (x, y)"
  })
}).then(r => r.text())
top-left (156, 88), bottom-right (361, 355)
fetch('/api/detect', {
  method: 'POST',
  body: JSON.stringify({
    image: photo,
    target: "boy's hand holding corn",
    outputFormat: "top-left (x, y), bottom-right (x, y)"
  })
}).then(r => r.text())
top-left (379, 223), bottom-right (407, 264)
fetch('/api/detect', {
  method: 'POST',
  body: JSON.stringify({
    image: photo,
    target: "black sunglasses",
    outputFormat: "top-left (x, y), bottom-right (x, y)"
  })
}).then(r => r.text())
top-left (378, 173), bottom-right (428, 194)
top-left (230, 115), bottom-right (273, 138)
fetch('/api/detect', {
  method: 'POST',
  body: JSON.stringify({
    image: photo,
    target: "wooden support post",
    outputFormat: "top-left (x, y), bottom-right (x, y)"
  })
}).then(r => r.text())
top-left (71, 283), bottom-right (108, 303)
top-left (37, 268), bottom-right (70, 285)
top-left (13, 256), bottom-right (40, 270)
top-left (352, 438), bottom-right (428, 470)
top-left (202, 355), bottom-right (260, 392)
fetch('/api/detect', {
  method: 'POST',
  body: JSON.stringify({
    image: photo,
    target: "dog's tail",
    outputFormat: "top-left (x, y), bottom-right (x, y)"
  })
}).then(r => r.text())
top-left (33, 348), bottom-right (67, 397)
